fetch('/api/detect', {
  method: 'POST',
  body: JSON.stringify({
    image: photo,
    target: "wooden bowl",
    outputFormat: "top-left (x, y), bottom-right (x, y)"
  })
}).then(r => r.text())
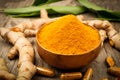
top-left (36, 24), bottom-right (101, 69)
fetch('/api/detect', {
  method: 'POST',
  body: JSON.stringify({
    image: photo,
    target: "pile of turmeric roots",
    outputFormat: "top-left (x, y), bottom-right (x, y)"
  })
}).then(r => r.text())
top-left (0, 9), bottom-right (120, 80)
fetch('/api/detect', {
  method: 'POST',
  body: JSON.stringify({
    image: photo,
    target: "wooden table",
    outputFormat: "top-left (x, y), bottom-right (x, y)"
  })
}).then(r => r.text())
top-left (0, 0), bottom-right (120, 80)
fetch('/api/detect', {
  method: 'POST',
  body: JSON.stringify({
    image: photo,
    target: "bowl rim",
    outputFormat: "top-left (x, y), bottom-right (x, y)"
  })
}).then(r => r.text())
top-left (36, 23), bottom-right (101, 56)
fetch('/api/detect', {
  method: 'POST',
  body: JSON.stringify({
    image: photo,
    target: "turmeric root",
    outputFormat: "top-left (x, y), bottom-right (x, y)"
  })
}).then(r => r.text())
top-left (8, 46), bottom-right (18, 59)
top-left (11, 18), bottom-right (47, 32)
top-left (0, 9), bottom-right (55, 80)
top-left (0, 57), bottom-right (16, 80)
top-left (0, 9), bottom-right (59, 80)
top-left (24, 29), bottom-right (37, 37)
top-left (83, 20), bottom-right (120, 50)
top-left (98, 29), bottom-right (107, 46)
top-left (0, 28), bottom-right (36, 80)
top-left (10, 18), bottom-right (52, 37)
top-left (40, 9), bottom-right (49, 19)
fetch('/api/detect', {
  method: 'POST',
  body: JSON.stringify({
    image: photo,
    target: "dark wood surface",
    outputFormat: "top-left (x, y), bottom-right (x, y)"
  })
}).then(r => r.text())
top-left (0, 0), bottom-right (120, 80)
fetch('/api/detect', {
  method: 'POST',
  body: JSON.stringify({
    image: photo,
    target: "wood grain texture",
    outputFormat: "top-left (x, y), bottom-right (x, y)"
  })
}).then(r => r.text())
top-left (0, 0), bottom-right (120, 80)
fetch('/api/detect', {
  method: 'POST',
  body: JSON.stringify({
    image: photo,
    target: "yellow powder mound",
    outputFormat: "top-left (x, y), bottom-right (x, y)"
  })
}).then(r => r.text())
top-left (38, 15), bottom-right (100, 55)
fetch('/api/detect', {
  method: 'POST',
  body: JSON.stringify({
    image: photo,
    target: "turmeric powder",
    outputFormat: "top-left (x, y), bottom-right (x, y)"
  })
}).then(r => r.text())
top-left (38, 15), bottom-right (100, 55)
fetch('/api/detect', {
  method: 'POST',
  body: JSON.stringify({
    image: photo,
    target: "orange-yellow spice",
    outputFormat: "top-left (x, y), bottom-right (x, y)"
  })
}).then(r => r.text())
top-left (38, 15), bottom-right (100, 55)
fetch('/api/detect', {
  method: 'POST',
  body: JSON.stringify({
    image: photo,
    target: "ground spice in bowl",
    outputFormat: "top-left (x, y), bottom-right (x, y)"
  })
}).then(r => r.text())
top-left (38, 15), bottom-right (100, 55)
top-left (36, 14), bottom-right (101, 69)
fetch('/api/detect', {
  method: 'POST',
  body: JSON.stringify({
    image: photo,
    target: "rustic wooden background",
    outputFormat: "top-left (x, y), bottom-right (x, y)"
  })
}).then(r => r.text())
top-left (0, 0), bottom-right (120, 80)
